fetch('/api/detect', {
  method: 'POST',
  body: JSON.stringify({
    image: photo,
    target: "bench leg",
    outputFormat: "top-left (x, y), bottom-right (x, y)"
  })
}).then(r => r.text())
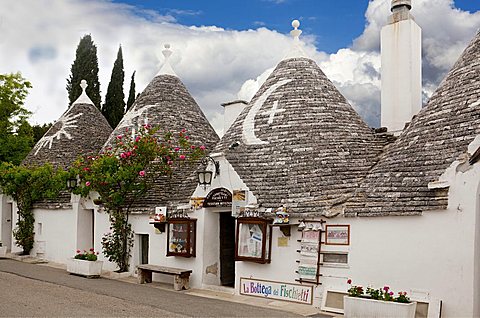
top-left (138, 268), bottom-right (152, 284)
top-left (173, 274), bottom-right (190, 290)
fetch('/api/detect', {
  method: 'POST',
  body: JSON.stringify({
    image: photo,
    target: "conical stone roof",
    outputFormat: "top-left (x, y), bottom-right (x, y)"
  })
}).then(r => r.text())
top-left (105, 72), bottom-right (219, 211)
top-left (216, 57), bottom-right (386, 216)
top-left (23, 87), bottom-right (112, 170)
top-left (345, 30), bottom-right (480, 216)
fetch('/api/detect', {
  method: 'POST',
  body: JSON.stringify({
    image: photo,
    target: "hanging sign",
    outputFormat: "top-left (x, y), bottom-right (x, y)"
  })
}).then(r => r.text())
top-left (240, 277), bottom-right (313, 305)
top-left (203, 187), bottom-right (232, 208)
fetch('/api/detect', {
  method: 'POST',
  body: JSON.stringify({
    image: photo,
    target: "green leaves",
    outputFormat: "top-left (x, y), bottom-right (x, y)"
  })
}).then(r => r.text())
top-left (0, 162), bottom-right (68, 253)
top-left (0, 72), bottom-right (34, 164)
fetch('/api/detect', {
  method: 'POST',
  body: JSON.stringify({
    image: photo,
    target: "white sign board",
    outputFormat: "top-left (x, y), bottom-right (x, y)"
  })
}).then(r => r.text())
top-left (240, 277), bottom-right (313, 305)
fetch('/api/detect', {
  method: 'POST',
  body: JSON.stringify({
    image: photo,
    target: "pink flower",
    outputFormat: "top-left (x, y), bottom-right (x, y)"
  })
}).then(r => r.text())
top-left (120, 153), bottom-right (127, 159)
top-left (174, 147), bottom-right (180, 152)
top-left (135, 136), bottom-right (141, 142)
top-left (185, 136), bottom-right (189, 140)
top-left (85, 181), bottom-right (91, 186)
top-left (116, 135), bottom-right (123, 140)
top-left (179, 155), bottom-right (186, 160)
top-left (347, 279), bottom-right (352, 284)
top-left (76, 249), bottom-right (80, 253)
top-left (383, 286), bottom-right (389, 291)
top-left (389, 291), bottom-right (394, 296)
top-left (181, 128), bottom-right (187, 133)
top-left (191, 145), bottom-right (195, 149)
top-left (200, 145), bottom-right (206, 151)
top-left (126, 151), bottom-right (132, 157)
top-left (139, 170), bottom-right (146, 177)
top-left (89, 248), bottom-right (94, 252)
top-left (167, 160), bottom-right (173, 165)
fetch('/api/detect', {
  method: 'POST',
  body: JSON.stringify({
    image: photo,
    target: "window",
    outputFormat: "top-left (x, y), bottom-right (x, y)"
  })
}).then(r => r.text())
top-left (166, 218), bottom-right (196, 257)
top-left (235, 217), bottom-right (272, 264)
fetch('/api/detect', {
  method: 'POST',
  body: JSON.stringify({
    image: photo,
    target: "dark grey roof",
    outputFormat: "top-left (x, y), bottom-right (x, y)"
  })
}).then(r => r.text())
top-left (105, 74), bottom-right (219, 212)
top-left (216, 57), bottom-right (386, 216)
top-left (23, 102), bottom-right (112, 170)
top-left (345, 30), bottom-right (480, 216)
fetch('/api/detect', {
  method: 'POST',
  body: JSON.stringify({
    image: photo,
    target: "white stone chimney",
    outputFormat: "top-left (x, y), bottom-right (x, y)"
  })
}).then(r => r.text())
top-left (381, 0), bottom-right (422, 133)
top-left (222, 100), bottom-right (248, 134)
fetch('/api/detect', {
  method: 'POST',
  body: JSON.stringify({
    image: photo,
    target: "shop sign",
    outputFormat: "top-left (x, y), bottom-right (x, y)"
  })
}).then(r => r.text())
top-left (240, 277), bottom-right (313, 305)
top-left (203, 187), bottom-right (232, 207)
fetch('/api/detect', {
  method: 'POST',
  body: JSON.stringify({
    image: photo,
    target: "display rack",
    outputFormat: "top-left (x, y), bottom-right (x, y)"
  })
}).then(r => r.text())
top-left (295, 219), bottom-right (325, 285)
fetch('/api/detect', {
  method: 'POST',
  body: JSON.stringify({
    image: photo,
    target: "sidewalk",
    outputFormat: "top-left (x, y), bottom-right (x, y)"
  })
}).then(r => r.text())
top-left (2, 253), bottom-right (338, 317)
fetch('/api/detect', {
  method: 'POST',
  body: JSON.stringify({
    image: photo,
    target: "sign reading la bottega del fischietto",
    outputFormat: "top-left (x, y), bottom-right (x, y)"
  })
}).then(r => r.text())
top-left (240, 277), bottom-right (313, 305)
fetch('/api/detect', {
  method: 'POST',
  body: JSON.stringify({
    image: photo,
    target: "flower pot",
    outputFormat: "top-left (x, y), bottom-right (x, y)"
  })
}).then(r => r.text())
top-left (344, 296), bottom-right (416, 318)
top-left (67, 258), bottom-right (103, 278)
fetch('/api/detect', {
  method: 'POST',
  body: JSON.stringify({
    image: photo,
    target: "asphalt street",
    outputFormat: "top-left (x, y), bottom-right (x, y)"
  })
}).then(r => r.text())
top-left (0, 259), bottom-right (304, 317)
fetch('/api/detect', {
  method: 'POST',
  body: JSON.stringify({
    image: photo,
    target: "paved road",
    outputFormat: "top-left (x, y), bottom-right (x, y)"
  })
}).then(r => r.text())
top-left (0, 259), bottom-right (302, 317)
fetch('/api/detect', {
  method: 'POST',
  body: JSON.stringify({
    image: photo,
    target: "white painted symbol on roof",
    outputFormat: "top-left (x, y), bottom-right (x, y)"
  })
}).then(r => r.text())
top-left (242, 79), bottom-right (292, 145)
top-left (34, 112), bottom-right (83, 155)
top-left (469, 99), bottom-right (480, 108)
top-left (262, 101), bottom-right (285, 124)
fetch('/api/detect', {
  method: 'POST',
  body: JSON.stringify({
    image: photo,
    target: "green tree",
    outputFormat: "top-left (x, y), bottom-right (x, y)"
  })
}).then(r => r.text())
top-left (66, 34), bottom-right (101, 109)
top-left (102, 46), bottom-right (125, 128)
top-left (0, 73), bottom-right (34, 164)
top-left (32, 123), bottom-right (53, 143)
top-left (126, 71), bottom-right (136, 111)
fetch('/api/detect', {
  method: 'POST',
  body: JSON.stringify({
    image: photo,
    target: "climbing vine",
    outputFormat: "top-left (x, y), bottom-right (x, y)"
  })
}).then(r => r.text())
top-left (71, 125), bottom-right (205, 272)
top-left (0, 163), bottom-right (67, 254)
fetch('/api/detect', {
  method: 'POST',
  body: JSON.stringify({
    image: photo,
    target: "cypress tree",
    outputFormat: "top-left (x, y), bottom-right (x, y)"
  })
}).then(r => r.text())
top-left (126, 71), bottom-right (136, 111)
top-left (102, 46), bottom-right (125, 128)
top-left (66, 34), bottom-right (101, 109)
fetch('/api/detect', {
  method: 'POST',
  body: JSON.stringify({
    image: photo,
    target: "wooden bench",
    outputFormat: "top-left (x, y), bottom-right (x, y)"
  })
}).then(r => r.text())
top-left (137, 264), bottom-right (192, 291)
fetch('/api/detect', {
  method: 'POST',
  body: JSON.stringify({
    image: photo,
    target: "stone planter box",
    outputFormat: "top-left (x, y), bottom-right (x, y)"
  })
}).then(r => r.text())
top-left (344, 296), bottom-right (416, 318)
top-left (0, 246), bottom-right (7, 257)
top-left (67, 258), bottom-right (103, 278)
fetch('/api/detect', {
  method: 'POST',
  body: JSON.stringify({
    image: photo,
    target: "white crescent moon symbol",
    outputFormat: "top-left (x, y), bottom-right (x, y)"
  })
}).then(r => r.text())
top-left (242, 79), bottom-right (292, 145)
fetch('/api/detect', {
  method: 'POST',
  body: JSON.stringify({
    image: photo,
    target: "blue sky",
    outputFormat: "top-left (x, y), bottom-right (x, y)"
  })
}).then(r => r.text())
top-left (1, 0), bottom-right (479, 135)
top-left (113, 0), bottom-right (479, 53)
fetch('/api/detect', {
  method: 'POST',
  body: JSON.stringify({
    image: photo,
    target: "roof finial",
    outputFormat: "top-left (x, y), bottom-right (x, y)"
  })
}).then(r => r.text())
top-left (72, 79), bottom-right (94, 106)
top-left (284, 19), bottom-right (307, 59)
top-left (156, 43), bottom-right (177, 77)
top-left (290, 20), bottom-right (302, 42)
top-left (391, 0), bottom-right (411, 12)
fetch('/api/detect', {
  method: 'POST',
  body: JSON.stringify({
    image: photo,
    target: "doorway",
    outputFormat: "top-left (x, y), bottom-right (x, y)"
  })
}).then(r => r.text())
top-left (1, 203), bottom-right (12, 251)
top-left (139, 234), bottom-right (149, 265)
top-left (219, 212), bottom-right (235, 287)
top-left (77, 209), bottom-right (94, 251)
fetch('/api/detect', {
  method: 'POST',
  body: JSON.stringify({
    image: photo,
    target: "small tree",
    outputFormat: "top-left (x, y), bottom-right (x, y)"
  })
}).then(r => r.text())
top-left (71, 125), bottom-right (205, 272)
top-left (126, 71), bottom-right (136, 111)
top-left (0, 163), bottom-right (67, 254)
top-left (67, 34), bottom-right (101, 109)
top-left (0, 73), bottom-right (34, 164)
top-left (102, 46), bottom-right (125, 128)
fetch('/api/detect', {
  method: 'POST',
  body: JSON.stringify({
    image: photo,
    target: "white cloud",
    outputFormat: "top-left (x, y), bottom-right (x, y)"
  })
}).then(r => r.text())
top-left (0, 0), bottom-right (479, 138)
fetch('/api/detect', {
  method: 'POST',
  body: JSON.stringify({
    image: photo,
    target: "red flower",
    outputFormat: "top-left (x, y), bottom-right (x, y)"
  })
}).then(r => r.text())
top-left (139, 170), bottom-right (146, 177)
top-left (179, 155), bottom-right (186, 160)
top-left (347, 279), bottom-right (352, 284)
top-left (76, 250), bottom-right (80, 254)
top-left (383, 286), bottom-right (389, 291)
top-left (89, 248), bottom-right (94, 252)
top-left (200, 145), bottom-right (206, 151)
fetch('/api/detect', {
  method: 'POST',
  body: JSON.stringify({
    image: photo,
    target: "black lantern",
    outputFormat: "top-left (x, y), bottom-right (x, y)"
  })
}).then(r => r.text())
top-left (197, 156), bottom-right (220, 189)
top-left (66, 177), bottom-right (77, 190)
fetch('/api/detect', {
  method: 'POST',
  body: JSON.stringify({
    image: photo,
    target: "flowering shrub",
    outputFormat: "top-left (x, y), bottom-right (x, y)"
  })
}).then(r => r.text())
top-left (347, 279), bottom-right (411, 303)
top-left (70, 125), bottom-right (205, 272)
top-left (74, 248), bottom-right (99, 261)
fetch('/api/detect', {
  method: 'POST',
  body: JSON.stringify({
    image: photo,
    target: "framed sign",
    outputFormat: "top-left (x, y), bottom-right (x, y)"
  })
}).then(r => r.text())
top-left (325, 225), bottom-right (350, 245)
top-left (203, 187), bottom-right (232, 208)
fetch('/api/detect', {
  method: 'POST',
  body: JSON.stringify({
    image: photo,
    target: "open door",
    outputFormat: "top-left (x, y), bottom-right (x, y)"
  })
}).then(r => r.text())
top-left (219, 212), bottom-right (235, 287)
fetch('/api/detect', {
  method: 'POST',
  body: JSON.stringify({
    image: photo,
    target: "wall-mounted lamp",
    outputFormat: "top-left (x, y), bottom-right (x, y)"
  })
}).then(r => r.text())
top-left (66, 177), bottom-right (77, 190)
top-left (197, 156), bottom-right (220, 189)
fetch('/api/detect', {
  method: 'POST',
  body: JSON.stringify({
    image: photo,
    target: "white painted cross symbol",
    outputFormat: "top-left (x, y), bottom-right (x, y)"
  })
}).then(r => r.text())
top-left (262, 101), bottom-right (285, 124)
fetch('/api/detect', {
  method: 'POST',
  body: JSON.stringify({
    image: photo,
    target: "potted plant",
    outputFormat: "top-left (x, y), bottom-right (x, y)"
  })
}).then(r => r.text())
top-left (344, 279), bottom-right (416, 318)
top-left (67, 248), bottom-right (103, 278)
